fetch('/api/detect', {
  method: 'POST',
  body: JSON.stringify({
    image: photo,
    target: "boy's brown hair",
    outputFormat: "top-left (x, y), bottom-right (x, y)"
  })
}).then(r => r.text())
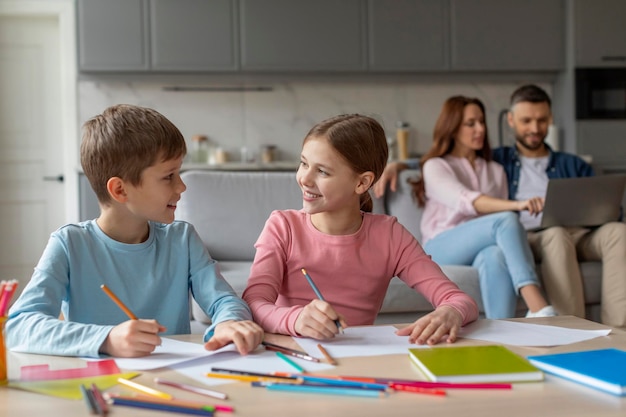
top-left (80, 104), bottom-right (186, 204)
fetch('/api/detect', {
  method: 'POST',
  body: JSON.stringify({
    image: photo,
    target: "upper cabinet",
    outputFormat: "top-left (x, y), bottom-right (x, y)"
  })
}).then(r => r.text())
top-left (77, 0), bottom-right (565, 74)
top-left (575, 0), bottom-right (626, 67)
top-left (77, 0), bottom-right (149, 71)
top-left (239, 0), bottom-right (366, 71)
top-left (78, 0), bottom-right (238, 72)
top-left (367, 0), bottom-right (448, 71)
top-left (450, 0), bottom-right (564, 71)
top-left (150, 0), bottom-right (238, 71)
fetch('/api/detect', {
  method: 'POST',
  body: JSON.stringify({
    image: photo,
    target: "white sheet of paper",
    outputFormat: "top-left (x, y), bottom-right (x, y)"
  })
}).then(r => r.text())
top-left (170, 347), bottom-right (334, 386)
top-left (459, 319), bottom-right (611, 346)
top-left (294, 325), bottom-right (422, 359)
top-left (111, 337), bottom-right (237, 371)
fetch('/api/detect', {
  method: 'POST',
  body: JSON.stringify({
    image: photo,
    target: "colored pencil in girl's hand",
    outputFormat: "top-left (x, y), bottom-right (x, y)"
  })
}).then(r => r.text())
top-left (100, 284), bottom-right (137, 320)
top-left (301, 269), bottom-right (344, 334)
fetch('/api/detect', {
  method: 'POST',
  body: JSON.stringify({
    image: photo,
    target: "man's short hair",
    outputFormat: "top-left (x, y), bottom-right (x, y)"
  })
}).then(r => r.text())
top-left (510, 84), bottom-right (552, 109)
top-left (80, 104), bottom-right (186, 204)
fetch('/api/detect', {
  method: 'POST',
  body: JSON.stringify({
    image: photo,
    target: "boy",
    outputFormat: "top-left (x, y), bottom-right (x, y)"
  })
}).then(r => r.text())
top-left (6, 104), bottom-right (263, 357)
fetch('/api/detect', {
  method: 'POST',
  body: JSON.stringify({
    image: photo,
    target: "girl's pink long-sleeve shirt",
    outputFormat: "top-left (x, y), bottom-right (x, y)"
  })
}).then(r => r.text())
top-left (242, 209), bottom-right (478, 336)
top-left (420, 155), bottom-right (508, 244)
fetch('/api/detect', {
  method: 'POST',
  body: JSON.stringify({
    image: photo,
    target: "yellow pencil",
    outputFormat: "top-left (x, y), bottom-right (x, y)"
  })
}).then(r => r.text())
top-left (101, 284), bottom-right (138, 320)
top-left (117, 377), bottom-right (172, 400)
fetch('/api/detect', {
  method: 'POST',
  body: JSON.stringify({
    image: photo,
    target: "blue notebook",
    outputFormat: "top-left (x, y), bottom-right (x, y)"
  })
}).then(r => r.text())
top-left (527, 348), bottom-right (626, 396)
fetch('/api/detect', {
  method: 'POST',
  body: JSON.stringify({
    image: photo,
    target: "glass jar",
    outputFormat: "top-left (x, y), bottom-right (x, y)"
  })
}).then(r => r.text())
top-left (190, 135), bottom-right (209, 164)
top-left (261, 145), bottom-right (277, 164)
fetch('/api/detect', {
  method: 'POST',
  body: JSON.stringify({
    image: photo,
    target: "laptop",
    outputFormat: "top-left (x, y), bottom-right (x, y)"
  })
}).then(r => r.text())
top-left (532, 174), bottom-right (626, 231)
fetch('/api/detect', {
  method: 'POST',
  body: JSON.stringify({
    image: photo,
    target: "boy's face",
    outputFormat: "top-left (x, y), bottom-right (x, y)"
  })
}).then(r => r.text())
top-left (123, 156), bottom-right (186, 224)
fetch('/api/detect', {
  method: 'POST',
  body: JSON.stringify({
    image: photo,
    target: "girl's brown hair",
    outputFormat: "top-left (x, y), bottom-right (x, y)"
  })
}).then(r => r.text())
top-left (412, 96), bottom-right (491, 206)
top-left (304, 114), bottom-right (388, 212)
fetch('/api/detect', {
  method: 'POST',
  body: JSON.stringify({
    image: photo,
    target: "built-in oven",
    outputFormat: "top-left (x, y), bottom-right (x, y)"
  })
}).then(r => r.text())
top-left (576, 68), bottom-right (626, 119)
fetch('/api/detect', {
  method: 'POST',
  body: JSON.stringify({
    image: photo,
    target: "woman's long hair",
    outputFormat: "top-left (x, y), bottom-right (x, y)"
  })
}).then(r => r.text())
top-left (412, 96), bottom-right (491, 206)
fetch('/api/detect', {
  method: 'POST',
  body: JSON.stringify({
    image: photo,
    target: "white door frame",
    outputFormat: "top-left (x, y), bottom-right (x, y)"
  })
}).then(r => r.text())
top-left (0, 0), bottom-right (78, 222)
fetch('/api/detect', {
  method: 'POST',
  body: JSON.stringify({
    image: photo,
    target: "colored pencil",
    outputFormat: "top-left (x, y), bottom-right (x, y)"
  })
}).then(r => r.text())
top-left (264, 345), bottom-right (321, 362)
top-left (117, 377), bottom-right (172, 399)
top-left (390, 383), bottom-right (447, 396)
top-left (268, 373), bottom-right (388, 391)
top-left (261, 340), bottom-right (309, 356)
top-left (317, 343), bottom-right (337, 365)
top-left (301, 269), bottom-right (344, 334)
top-left (210, 367), bottom-right (298, 381)
top-left (90, 383), bottom-right (109, 415)
top-left (154, 378), bottom-right (228, 400)
top-left (100, 284), bottom-right (137, 320)
top-left (108, 397), bottom-right (214, 416)
top-left (205, 372), bottom-right (290, 384)
top-left (275, 351), bottom-right (306, 373)
top-left (79, 384), bottom-right (98, 415)
top-left (105, 393), bottom-right (228, 412)
top-left (0, 279), bottom-right (18, 316)
top-left (259, 382), bottom-right (387, 398)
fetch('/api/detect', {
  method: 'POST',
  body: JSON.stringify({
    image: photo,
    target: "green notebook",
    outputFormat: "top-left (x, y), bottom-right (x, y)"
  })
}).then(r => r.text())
top-left (409, 345), bottom-right (544, 383)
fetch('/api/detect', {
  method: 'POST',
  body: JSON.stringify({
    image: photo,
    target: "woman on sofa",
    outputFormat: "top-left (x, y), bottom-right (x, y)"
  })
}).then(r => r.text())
top-left (410, 96), bottom-right (555, 319)
top-left (243, 114), bottom-right (478, 345)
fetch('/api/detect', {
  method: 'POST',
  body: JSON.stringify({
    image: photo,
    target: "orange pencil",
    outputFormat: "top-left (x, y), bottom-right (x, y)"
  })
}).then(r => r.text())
top-left (317, 343), bottom-right (338, 366)
top-left (100, 284), bottom-right (137, 320)
top-left (390, 383), bottom-right (447, 396)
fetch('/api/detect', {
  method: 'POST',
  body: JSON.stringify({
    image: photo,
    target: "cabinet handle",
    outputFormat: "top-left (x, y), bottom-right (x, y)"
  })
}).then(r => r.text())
top-left (601, 56), bottom-right (626, 62)
top-left (43, 174), bottom-right (64, 183)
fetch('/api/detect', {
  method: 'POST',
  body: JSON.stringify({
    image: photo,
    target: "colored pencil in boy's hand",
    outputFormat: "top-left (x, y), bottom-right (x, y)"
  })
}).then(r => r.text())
top-left (301, 269), bottom-right (344, 334)
top-left (100, 284), bottom-right (137, 320)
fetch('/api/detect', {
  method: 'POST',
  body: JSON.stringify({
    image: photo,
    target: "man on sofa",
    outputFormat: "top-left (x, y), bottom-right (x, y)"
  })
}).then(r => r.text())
top-left (374, 85), bottom-right (626, 328)
top-left (494, 84), bottom-right (626, 328)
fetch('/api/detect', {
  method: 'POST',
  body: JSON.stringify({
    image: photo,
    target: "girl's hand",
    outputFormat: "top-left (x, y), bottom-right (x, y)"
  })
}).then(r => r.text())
top-left (204, 320), bottom-right (264, 355)
top-left (395, 306), bottom-right (463, 345)
top-left (100, 319), bottom-right (166, 357)
top-left (294, 299), bottom-right (347, 339)
top-left (517, 196), bottom-right (545, 215)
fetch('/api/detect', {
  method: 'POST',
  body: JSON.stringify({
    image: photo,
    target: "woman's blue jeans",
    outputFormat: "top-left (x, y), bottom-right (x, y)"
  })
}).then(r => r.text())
top-left (423, 212), bottom-right (539, 319)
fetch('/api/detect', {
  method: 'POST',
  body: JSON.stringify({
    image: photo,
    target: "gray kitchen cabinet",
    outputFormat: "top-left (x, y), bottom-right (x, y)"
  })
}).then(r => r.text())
top-left (77, 0), bottom-right (149, 71)
top-left (150, 0), bottom-right (238, 71)
top-left (367, 0), bottom-right (449, 71)
top-left (575, 0), bottom-right (626, 67)
top-left (577, 120), bottom-right (626, 166)
top-left (239, 0), bottom-right (366, 71)
top-left (450, 0), bottom-right (564, 71)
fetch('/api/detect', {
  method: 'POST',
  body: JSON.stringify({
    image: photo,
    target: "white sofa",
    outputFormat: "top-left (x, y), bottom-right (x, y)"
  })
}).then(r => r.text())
top-left (176, 169), bottom-right (604, 327)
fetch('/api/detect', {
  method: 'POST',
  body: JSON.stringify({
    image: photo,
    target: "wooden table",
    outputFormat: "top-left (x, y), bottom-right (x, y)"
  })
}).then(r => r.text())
top-left (2, 316), bottom-right (625, 417)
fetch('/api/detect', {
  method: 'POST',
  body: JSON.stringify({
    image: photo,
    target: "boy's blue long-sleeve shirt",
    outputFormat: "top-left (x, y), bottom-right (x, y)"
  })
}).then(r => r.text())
top-left (6, 220), bottom-right (252, 357)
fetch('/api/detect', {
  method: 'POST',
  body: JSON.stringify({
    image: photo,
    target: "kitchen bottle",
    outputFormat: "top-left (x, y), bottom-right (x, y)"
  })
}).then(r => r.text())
top-left (396, 122), bottom-right (410, 161)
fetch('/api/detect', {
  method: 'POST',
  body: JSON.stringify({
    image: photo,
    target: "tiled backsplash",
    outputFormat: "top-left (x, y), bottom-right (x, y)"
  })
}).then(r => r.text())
top-left (79, 80), bottom-right (552, 163)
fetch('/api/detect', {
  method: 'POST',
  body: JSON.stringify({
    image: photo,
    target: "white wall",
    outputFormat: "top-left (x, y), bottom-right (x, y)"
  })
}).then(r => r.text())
top-left (78, 79), bottom-right (553, 163)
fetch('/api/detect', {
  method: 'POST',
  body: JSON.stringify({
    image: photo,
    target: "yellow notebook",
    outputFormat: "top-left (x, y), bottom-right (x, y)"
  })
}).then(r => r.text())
top-left (409, 345), bottom-right (544, 383)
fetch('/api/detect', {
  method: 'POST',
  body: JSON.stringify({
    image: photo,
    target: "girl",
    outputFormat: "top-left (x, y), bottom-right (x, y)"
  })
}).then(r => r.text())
top-left (242, 114), bottom-right (478, 345)
top-left (414, 96), bottom-right (555, 319)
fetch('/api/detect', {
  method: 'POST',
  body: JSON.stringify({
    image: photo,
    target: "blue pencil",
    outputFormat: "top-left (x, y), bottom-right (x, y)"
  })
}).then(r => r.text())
top-left (261, 383), bottom-right (387, 398)
top-left (110, 397), bottom-right (214, 416)
top-left (301, 268), bottom-right (344, 333)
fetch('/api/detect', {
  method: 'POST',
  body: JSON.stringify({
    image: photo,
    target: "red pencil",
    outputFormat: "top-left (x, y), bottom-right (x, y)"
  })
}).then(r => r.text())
top-left (390, 383), bottom-right (447, 396)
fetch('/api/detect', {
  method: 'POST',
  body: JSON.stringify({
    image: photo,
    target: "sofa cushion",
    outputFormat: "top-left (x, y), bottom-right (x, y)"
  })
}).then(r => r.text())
top-left (178, 170), bottom-right (302, 261)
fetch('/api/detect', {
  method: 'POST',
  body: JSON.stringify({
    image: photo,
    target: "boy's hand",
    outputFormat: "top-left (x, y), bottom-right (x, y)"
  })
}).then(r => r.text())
top-left (395, 306), bottom-right (462, 345)
top-left (204, 320), bottom-right (264, 355)
top-left (100, 319), bottom-right (165, 357)
top-left (294, 299), bottom-right (347, 340)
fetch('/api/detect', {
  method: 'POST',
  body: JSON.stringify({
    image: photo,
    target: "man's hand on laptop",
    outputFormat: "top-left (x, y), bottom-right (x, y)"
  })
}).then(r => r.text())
top-left (518, 196), bottom-right (545, 216)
